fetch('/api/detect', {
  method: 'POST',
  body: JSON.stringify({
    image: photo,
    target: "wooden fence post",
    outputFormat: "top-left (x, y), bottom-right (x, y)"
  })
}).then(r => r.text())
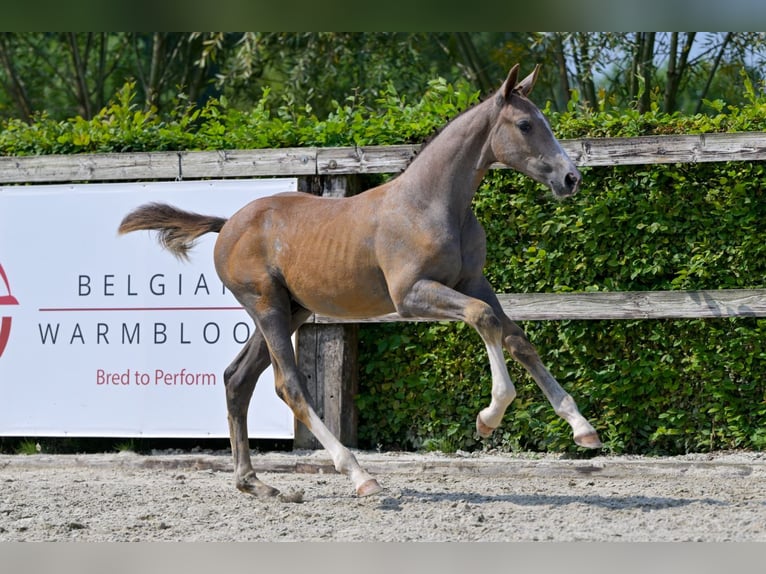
top-left (294, 174), bottom-right (362, 449)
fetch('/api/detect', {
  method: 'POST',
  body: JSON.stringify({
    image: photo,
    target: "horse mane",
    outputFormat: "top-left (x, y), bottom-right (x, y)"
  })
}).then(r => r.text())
top-left (397, 114), bottom-right (460, 173)
top-left (401, 91), bottom-right (498, 172)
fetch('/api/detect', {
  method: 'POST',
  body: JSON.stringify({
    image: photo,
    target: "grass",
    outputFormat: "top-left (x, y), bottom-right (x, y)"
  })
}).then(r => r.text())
top-left (14, 440), bottom-right (41, 455)
top-left (113, 440), bottom-right (137, 453)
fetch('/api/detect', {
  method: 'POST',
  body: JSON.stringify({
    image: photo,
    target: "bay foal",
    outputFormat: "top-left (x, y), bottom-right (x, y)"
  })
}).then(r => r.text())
top-left (119, 64), bottom-right (601, 497)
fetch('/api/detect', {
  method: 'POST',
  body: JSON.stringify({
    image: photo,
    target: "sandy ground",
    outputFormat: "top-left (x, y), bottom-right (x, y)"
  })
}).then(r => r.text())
top-left (1, 449), bottom-right (765, 542)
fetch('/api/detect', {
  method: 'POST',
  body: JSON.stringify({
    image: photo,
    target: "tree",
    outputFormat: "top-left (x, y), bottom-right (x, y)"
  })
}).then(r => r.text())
top-left (0, 33), bottom-right (33, 121)
top-left (663, 32), bottom-right (696, 113)
top-left (0, 33), bottom-right (220, 122)
top-left (1, 33), bottom-right (765, 124)
top-left (203, 33), bottom-right (511, 115)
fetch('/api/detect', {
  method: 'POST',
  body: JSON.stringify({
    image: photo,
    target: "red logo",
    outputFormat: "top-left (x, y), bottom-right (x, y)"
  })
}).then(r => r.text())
top-left (0, 263), bottom-right (19, 358)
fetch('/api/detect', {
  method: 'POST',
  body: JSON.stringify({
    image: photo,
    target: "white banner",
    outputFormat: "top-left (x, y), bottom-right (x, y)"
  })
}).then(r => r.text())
top-left (0, 178), bottom-right (298, 438)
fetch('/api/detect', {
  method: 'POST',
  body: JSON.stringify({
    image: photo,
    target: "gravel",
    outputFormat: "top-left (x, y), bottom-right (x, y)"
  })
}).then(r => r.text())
top-left (2, 449), bottom-right (765, 542)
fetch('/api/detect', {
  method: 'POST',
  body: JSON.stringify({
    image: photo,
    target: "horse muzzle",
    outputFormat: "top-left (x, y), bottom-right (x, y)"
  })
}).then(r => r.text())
top-left (550, 167), bottom-right (581, 198)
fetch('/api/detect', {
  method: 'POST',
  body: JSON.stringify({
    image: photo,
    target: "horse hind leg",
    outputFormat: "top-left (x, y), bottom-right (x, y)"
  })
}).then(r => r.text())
top-left (272, 365), bottom-right (383, 497)
top-left (224, 305), bottom-right (313, 498)
top-left (250, 297), bottom-right (383, 497)
top-left (224, 330), bottom-right (280, 497)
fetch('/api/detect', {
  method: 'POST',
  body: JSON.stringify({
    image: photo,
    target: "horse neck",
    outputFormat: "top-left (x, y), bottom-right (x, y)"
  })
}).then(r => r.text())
top-left (396, 97), bottom-right (497, 214)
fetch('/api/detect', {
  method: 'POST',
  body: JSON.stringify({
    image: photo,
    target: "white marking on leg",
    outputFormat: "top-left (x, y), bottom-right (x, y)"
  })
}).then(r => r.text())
top-left (554, 394), bottom-right (599, 444)
top-left (478, 342), bottom-right (516, 429)
top-left (513, 349), bottom-right (601, 448)
top-left (304, 410), bottom-right (377, 492)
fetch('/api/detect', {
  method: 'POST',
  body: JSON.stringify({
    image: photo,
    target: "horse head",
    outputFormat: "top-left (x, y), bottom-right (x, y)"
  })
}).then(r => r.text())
top-left (479, 64), bottom-right (581, 199)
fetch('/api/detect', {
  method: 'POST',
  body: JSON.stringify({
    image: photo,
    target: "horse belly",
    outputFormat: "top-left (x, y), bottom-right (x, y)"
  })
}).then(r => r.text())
top-left (278, 224), bottom-right (394, 319)
top-left (285, 259), bottom-right (394, 319)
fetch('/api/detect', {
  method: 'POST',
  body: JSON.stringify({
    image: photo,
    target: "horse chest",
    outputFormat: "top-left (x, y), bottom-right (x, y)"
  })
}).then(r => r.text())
top-left (379, 229), bottom-right (473, 289)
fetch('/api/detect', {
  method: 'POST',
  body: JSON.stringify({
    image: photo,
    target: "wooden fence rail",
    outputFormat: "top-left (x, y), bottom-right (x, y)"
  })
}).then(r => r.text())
top-left (311, 289), bottom-right (766, 323)
top-left (2, 132), bottom-right (764, 447)
top-left (2, 132), bottom-right (766, 183)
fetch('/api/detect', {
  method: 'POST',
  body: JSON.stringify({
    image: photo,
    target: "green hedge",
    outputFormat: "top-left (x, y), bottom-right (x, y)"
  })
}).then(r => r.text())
top-left (357, 165), bottom-right (766, 455)
top-left (2, 79), bottom-right (764, 455)
top-left (0, 79), bottom-right (480, 154)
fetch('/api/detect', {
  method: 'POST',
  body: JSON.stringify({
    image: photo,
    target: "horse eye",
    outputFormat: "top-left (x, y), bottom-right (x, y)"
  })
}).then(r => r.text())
top-left (517, 120), bottom-right (532, 134)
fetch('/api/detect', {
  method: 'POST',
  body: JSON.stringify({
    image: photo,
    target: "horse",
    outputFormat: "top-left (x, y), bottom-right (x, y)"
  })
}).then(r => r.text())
top-left (118, 64), bottom-right (601, 498)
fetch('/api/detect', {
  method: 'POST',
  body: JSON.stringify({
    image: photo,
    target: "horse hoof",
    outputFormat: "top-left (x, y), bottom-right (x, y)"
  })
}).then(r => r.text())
top-left (574, 431), bottom-right (603, 449)
top-left (236, 474), bottom-right (281, 498)
top-left (356, 478), bottom-right (384, 497)
top-left (246, 483), bottom-right (281, 498)
top-left (476, 414), bottom-right (495, 438)
top-left (242, 484), bottom-right (281, 498)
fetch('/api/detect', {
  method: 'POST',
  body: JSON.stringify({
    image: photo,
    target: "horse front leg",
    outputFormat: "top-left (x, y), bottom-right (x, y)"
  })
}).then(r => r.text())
top-left (464, 276), bottom-right (601, 448)
top-left (395, 279), bottom-right (519, 441)
top-left (500, 319), bottom-right (602, 448)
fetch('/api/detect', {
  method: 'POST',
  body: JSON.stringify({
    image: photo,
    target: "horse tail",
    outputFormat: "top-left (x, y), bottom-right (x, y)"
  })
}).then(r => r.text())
top-left (118, 202), bottom-right (227, 261)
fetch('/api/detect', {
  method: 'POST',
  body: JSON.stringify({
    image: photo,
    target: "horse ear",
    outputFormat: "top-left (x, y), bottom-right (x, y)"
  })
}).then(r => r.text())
top-left (513, 64), bottom-right (541, 97)
top-left (501, 64), bottom-right (521, 102)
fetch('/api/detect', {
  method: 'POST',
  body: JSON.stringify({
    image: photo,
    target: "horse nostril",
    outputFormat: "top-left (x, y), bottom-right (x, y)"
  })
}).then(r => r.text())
top-left (565, 172), bottom-right (580, 191)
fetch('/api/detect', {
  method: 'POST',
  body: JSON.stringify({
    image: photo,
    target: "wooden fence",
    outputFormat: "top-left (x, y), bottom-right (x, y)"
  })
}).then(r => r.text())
top-left (2, 132), bottom-right (766, 448)
top-left (3, 132), bottom-right (766, 183)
